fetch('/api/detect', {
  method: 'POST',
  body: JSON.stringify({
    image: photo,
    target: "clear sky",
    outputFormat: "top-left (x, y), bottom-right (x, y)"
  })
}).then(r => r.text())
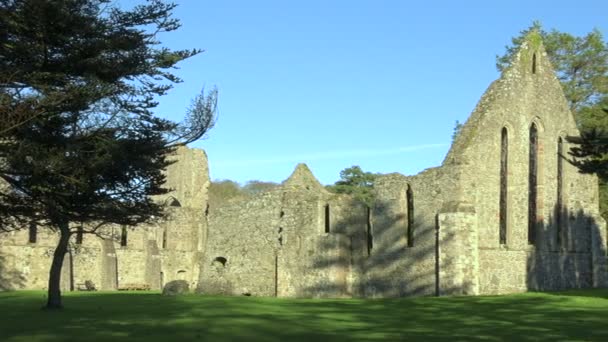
top-left (134, 0), bottom-right (607, 185)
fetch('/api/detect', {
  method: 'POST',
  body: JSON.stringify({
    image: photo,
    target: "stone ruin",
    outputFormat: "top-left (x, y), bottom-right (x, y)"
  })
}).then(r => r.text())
top-left (0, 146), bottom-right (210, 292)
top-left (1, 34), bottom-right (607, 296)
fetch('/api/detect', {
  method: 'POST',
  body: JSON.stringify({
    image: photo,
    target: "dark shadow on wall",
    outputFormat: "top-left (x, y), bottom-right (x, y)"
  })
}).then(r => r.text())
top-left (527, 205), bottom-right (607, 291)
top-left (0, 253), bottom-right (25, 291)
top-left (302, 196), bottom-right (466, 298)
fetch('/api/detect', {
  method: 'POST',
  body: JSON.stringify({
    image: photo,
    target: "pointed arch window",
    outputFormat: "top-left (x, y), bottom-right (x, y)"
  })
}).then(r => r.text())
top-left (528, 123), bottom-right (539, 245)
top-left (499, 127), bottom-right (508, 245)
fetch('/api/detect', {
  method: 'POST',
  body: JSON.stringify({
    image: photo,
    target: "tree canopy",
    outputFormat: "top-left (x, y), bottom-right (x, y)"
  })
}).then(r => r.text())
top-left (208, 180), bottom-right (279, 208)
top-left (326, 166), bottom-right (377, 206)
top-left (0, 0), bottom-right (216, 309)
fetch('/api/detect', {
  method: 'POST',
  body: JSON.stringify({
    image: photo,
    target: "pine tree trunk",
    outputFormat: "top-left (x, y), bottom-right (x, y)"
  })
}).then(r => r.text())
top-left (45, 222), bottom-right (70, 310)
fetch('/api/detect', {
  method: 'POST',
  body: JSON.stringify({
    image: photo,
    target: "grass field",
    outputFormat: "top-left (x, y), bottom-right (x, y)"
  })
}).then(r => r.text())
top-left (1, 289), bottom-right (607, 341)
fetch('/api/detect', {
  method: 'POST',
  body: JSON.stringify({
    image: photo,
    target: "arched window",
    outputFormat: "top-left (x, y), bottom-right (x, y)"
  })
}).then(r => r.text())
top-left (406, 184), bottom-right (414, 247)
top-left (556, 137), bottom-right (564, 247)
top-left (528, 123), bottom-right (539, 245)
top-left (167, 196), bottom-right (181, 207)
top-left (532, 53), bottom-right (537, 74)
top-left (212, 256), bottom-right (227, 267)
top-left (499, 127), bottom-right (508, 245)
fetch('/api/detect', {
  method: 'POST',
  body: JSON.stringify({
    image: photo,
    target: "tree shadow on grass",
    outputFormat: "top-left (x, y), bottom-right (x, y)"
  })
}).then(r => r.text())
top-left (1, 291), bottom-right (607, 341)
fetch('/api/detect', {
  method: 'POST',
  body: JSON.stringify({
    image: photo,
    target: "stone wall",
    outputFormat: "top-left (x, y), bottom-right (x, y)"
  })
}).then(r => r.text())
top-left (2, 34), bottom-right (606, 298)
top-left (446, 34), bottom-right (607, 293)
top-left (0, 146), bottom-right (209, 292)
top-left (199, 164), bottom-right (367, 298)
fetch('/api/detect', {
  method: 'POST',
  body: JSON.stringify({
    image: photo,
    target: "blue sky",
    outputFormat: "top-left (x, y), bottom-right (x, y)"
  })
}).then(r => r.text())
top-left (135, 0), bottom-right (607, 185)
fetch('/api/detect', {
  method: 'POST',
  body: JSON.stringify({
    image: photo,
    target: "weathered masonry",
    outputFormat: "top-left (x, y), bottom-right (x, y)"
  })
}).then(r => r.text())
top-left (198, 33), bottom-right (608, 297)
top-left (1, 33), bottom-right (607, 296)
top-left (0, 146), bottom-right (209, 291)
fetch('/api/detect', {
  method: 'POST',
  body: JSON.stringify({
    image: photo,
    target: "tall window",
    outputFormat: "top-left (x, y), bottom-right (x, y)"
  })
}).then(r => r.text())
top-left (499, 127), bottom-right (508, 245)
top-left (532, 53), bottom-right (537, 74)
top-left (120, 226), bottom-right (128, 247)
top-left (324, 204), bottom-right (330, 233)
top-left (162, 228), bottom-right (167, 249)
top-left (528, 123), bottom-right (539, 245)
top-left (366, 206), bottom-right (373, 255)
top-left (28, 222), bottom-right (37, 243)
top-left (76, 224), bottom-right (83, 244)
top-left (406, 185), bottom-right (414, 247)
top-left (556, 137), bottom-right (564, 247)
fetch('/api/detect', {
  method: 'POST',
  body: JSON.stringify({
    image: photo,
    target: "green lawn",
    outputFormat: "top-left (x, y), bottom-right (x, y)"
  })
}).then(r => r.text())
top-left (1, 290), bottom-right (607, 341)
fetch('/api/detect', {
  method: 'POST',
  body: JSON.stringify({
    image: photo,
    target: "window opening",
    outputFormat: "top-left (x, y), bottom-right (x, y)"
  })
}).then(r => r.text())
top-left (528, 123), bottom-right (539, 245)
top-left (407, 185), bottom-right (414, 247)
top-left (499, 127), bottom-right (508, 245)
top-left (76, 224), bottom-right (84, 245)
top-left (366, 206), bottom-right (373, 255)
top-left (120, 226), bottom-right (128, 247)
top-left (212, 256), bottom-right (227, 267)
top-left (557, 137), bottom-right (564, 247)
top-left (28, 222), bottom-right (37, 243)
top-left (324, 204), bottom-right (330, 233)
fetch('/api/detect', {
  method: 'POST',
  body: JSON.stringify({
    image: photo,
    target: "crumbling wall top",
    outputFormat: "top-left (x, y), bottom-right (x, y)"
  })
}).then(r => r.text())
top-left (161, 146), bottom-right (210, 209)
top-left (282, 163), bottom-right (328, 193)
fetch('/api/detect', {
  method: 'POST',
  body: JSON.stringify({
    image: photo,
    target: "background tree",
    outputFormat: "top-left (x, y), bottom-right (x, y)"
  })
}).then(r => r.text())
top-left (208, 180), bottom-right (247, 207)
top-left (0, 0), bottom-right (216, 309)
top-left (498, 23), bottom-right (608, 219)
top-left (208, 179), bottom-right (279, 208)
top-left (452, 120), bottom-right (463, 142)
top-left (326, 166), bottom-right (377, 206)
top-left (567, 107), bottom-right (608, 218)
top-left (242, 180), bottom-right (279, 196)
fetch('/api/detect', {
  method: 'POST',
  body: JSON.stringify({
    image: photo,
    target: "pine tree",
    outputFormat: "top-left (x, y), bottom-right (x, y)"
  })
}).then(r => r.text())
top-left (0, 0), bottom-right (216, 309)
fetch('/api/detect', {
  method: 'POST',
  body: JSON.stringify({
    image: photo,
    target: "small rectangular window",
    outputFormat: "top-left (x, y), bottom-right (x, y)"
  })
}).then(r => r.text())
top-left (120, 226), bottom-right (128, 247)
top-left (76, 225), bottom-right (83, 244)
top-left (28, 222), bottom-right (37, 244)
